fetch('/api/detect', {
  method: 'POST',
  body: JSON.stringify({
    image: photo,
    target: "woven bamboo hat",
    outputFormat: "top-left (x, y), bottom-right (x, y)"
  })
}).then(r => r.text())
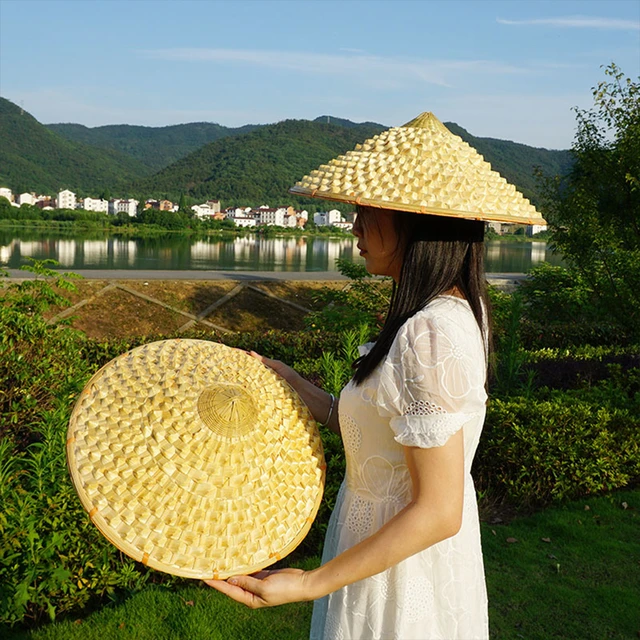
top-left (67, 339), bottom-right (325, 580)
top-left (290, 112), bottom-right (546, 225)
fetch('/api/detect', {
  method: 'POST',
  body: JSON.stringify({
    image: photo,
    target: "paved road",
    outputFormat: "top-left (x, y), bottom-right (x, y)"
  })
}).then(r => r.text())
top-left (4, 269), bottom-right (526, 284)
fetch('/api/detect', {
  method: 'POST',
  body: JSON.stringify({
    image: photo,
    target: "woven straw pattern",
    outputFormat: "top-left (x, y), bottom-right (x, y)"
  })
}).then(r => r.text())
top-left (290, 112), bottom-right (546, 225)
top-left (67, 339), bottom-right (325, 579)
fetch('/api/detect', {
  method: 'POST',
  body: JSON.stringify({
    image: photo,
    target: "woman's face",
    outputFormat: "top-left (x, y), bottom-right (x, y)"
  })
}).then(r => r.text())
top-left (352, 208), bottom-right (403, 282)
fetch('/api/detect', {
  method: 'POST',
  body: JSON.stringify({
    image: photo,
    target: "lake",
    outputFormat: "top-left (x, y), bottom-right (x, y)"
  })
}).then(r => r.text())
top-left (0, 231), bottom-right (563, 274)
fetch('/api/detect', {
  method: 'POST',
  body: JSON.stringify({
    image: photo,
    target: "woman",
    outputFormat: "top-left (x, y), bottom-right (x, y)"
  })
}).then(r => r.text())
top-left (206, 112), bottom-right (545, 639)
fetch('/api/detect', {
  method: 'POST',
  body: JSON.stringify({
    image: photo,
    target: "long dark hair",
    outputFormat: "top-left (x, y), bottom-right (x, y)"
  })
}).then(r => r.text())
top-left (352, 206), bottom-right (491, 385)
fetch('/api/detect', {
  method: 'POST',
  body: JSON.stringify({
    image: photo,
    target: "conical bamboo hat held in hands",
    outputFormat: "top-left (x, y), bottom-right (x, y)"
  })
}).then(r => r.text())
top-left (290, 112), bottom-right (546, 225)
top-left (66, 339), bottom-right (325, 580)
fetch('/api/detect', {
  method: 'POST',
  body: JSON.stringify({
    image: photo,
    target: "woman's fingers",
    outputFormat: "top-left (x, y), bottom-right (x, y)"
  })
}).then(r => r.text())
top-left (204, 577), bottom-right (267, 608)
top-left (204, 569), bottom-right (308, 608)
top-left (250, 351), bottom-right (289, 376)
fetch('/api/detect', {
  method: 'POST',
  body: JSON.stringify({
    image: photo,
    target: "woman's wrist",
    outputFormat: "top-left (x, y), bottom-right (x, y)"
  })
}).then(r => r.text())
top-left (301, 567), bottom-right (330, 601)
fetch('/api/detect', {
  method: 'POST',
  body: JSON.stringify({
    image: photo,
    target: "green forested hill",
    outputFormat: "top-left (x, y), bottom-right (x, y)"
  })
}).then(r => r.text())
top-left (0, 97), bottom-right (148, 194)
top-left (47, 121), bottom-right (260, 173)
top-left (313, 115), bottom-right (388, 129)
top-left (137, 116), bottom-right (571, 207)
top-left (2, 96), bottom-right (573, 208)
top-left (137, 119), bottom-right (386, 206)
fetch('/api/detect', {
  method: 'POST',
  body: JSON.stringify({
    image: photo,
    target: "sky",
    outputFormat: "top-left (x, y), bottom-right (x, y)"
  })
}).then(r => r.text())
top-left (0, 0), bottom-right (638, 150)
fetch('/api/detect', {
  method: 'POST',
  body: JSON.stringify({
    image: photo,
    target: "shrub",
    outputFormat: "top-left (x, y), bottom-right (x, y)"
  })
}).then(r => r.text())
top-left (304, 258), bottom-right (391, 334)
top-left (541, 64), bottom-right (640, 341)
top-left (517, 263), bottom-right (628, 348)
top-left (0, 407), bottom-right (151, 626)
top-left (475, 378), bottom-right (640, 507)
top-left (0, 266), bottom-right (160, 627)
top-left (0, 261), bottom-right (89, 445)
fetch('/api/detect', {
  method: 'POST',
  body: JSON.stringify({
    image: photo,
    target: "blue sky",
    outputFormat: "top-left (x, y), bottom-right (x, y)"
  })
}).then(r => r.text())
top-left (1, 0), bottom-right (638, 149)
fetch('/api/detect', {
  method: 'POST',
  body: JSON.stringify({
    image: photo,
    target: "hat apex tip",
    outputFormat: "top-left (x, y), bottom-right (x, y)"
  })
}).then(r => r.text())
top-left (402, 112), bottom-right (446, 131)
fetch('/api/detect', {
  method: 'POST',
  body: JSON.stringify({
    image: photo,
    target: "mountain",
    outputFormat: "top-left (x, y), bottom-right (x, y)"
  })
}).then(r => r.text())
top-left (47, 121), bottom-right (260, 173)
top-left (137, 119), bottom-right (387, 205)
top-left (2, 98), bottom-right (572, 208)
top-left (137, 116), bottom-right (571, 207)
top-left (0, 97), bottom-right (148, 194)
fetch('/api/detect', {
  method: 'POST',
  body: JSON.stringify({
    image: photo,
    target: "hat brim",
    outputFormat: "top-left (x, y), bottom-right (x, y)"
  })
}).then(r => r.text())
top-left (289, 185), bottom-right (545, 225)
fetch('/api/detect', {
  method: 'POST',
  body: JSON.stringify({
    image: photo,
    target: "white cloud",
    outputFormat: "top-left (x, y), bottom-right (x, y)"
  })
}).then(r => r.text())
top-left (139, 48), bottom-right (527, 89)
top-left (497, 16), bottom-right (640, 31)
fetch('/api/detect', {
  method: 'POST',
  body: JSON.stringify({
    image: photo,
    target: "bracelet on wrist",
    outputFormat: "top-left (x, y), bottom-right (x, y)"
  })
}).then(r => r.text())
top-left (320, 393), bottom-right (336, 427)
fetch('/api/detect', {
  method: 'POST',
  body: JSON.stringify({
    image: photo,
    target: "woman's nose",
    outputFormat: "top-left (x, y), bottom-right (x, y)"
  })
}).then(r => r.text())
top-left (352, 214), bottom-right (362, 237)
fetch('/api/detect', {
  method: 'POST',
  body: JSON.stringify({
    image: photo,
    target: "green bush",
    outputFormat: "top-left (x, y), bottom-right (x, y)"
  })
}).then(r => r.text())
top-left (517, 263), bottom-right (628, 348)
top-left (0, 261), bottom-right (89, 445)
top-left (0, 266), bottom-right (161, 627)
top-left (0, 408), bottom-right (151, 627)
top-left (304, 259), bottom-right (391, 334)
top-left (475, 379), bottom-right (640, 507)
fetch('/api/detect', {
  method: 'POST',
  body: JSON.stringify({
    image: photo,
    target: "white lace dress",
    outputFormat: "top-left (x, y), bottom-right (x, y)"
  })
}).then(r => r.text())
top-left (309, 296), bottom-right (489, 640)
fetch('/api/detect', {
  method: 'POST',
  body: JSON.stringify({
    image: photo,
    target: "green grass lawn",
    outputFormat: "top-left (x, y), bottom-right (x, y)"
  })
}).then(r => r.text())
top-left (483, 488), bottom-right (640, 639)
top-left (7, 490), bottom-right (639, 640)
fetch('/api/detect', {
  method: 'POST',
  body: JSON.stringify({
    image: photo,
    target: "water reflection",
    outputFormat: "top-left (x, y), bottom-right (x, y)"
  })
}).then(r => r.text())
top-left (0, 232), bottom-right (562, 273)
top-left (530, 241), bottom-right (547, 264)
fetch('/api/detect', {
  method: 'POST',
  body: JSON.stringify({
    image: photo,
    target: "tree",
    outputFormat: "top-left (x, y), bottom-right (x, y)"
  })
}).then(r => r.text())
top-left (542, 63), bottom-right (640, 340)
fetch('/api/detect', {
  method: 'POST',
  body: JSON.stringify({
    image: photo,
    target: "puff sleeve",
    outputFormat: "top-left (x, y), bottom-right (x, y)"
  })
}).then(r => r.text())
top-left (376, 301), bottom-right (487, 448)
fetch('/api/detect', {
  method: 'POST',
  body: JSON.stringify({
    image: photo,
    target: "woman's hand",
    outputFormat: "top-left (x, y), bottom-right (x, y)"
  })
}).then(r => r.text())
top-left (204, 568), bottom-right (313, 608)
top-left (247, 350), bottom-right (340, 434)
top-left (248, 351), bottom-right (299, 386)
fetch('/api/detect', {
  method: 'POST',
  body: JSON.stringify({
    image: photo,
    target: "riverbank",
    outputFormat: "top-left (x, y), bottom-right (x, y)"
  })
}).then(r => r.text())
top-left (4, 268), bottom-right (525, 284)
top-left (4, 273), bottom-right (524, 338)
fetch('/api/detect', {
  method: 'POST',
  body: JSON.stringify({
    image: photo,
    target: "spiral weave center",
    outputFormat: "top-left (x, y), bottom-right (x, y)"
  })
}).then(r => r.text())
top-left (197, 384), bottom-right (257, 438)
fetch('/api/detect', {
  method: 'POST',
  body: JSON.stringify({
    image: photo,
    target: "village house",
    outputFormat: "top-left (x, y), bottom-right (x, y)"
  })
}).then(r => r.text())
top-left (81, 197), bottom-right (109, 213)
top-left (314, 209), bottom-right (344, 226)
top-left (18, 192), bottom-right (37, 206)
top-left (57, 189), bottom-right (76, 210)
top-left (0, 187), bottom-right (14, 202)
top-left (36, 197), bottom-right (56, 210)
top-left (109, 199), bottom-right (138, 217)
top-left (145, 199), bottom-right (177, 212)
top-left (256, 207), bottom-right (286, 226)
top-left (192, 201), bottom-right (224, 219)
top-left (526, 224), bottom-right (548, 236)
top-left (224, 207), bottom-right (256, 227)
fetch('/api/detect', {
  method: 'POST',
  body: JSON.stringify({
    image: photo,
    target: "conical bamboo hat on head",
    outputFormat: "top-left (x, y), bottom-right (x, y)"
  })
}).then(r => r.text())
top-left (67, 339), bottom-right (325, 580)
top-left (290, 112), bottom-right (546, 225)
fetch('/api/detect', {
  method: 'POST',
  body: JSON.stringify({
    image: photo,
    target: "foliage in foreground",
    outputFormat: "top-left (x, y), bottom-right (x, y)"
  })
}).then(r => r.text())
top-left (0, 265), bottom-right (159, 627)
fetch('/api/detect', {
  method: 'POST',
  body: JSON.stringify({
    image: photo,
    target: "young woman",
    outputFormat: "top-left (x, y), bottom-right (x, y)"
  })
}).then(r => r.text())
top-left (206, 205), bottom-right (491, 639)
top-left (206, 112), bottom-right (544, 638)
